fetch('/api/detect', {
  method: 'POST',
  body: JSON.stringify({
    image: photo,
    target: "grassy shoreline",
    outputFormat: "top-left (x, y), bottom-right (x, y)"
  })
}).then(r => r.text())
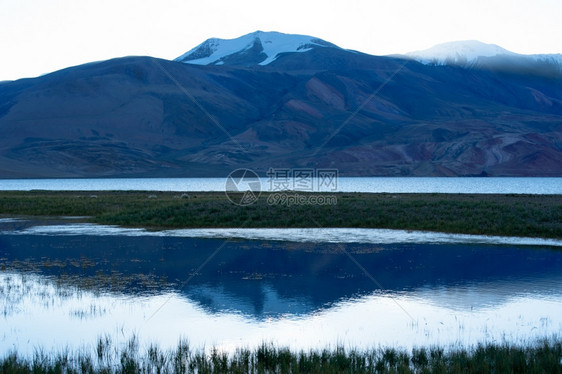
top-left (0, 191), bottom-right (561, 238)
top-left (2, 338), bottom-right (561, 373)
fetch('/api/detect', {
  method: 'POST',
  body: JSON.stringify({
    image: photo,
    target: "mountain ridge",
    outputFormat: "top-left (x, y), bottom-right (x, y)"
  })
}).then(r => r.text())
top-left (174, 32), bottom-right (562, 73)
top-left (0, 32), bottom-right (561, 178)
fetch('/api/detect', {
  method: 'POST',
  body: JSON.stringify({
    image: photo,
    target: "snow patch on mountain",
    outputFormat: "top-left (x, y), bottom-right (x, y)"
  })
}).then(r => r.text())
top-left (175, 31), bottom-right (339, 66)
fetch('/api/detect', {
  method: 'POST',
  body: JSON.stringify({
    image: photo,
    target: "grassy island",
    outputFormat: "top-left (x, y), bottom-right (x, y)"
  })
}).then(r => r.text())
top-left (0, 191), bottom-right (560, 238)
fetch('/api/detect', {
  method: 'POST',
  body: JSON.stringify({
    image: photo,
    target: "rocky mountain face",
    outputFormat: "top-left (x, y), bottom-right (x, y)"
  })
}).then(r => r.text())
top-left (0, 33), bottom-right (561, 177)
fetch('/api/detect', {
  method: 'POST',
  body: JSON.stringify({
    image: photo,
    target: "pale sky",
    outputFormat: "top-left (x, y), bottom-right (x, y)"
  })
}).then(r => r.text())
top-left (1, 0), bottom-right (561, 81)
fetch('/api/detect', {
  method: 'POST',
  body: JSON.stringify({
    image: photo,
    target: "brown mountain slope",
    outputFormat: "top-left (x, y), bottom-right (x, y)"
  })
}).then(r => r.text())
top-left (0, 48), bottom-right (561, 177)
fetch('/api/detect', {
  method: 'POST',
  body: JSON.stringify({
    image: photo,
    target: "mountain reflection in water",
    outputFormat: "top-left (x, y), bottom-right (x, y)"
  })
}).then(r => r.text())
top-left (2, 232), bottom-right (561, 318)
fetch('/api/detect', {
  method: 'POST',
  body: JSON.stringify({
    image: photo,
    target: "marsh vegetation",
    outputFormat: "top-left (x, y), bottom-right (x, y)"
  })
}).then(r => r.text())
top-left (0, 191), bottom-right (560, 238)
top-left (2, 337), bottom-right (561, 373)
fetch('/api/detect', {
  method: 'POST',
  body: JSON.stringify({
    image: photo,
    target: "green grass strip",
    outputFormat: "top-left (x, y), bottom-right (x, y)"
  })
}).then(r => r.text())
top-left (0, 191), bottom-right (560, 238)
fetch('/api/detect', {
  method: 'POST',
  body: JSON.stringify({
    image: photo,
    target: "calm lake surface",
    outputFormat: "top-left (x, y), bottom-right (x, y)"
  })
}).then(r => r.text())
top-left (0, 177), bottom-right (561, 194)
top-left (1, 219), bottom-right (561, 356)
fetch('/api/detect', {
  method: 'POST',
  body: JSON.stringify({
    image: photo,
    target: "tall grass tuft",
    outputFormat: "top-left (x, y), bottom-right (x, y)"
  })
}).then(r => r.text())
top-left (2, 337), bottom-right (560, 373)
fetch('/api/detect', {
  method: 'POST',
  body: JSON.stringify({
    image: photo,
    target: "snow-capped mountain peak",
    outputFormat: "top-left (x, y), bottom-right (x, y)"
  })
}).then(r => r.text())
top-left (405, 40), bottom-right (562, 76)
top-left (175, 31), bottom-right (340, 67)
top-left (406, 40), bottom-right (516, 66)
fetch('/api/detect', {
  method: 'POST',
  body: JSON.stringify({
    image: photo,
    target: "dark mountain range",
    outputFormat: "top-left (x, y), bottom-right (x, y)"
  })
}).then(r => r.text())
top-left (0, 32), bottom-right (561, 177)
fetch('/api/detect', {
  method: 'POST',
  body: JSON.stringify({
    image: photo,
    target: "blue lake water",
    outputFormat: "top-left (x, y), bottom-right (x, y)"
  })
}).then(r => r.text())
top-left (0, 177), bottom-right (561, 194)
top-left (1, 176), bottom-right (561, 356)
top-left (1, 219), bottom-right (561, 356)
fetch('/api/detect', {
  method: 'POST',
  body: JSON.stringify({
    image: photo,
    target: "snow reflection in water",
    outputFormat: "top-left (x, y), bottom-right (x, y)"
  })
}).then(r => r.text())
top-left (5, 223), bottom-right (562, 247)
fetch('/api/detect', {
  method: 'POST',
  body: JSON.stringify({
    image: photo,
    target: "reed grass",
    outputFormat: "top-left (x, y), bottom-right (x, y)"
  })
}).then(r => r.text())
top-left (1, 337), bottom-right (560, 373)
